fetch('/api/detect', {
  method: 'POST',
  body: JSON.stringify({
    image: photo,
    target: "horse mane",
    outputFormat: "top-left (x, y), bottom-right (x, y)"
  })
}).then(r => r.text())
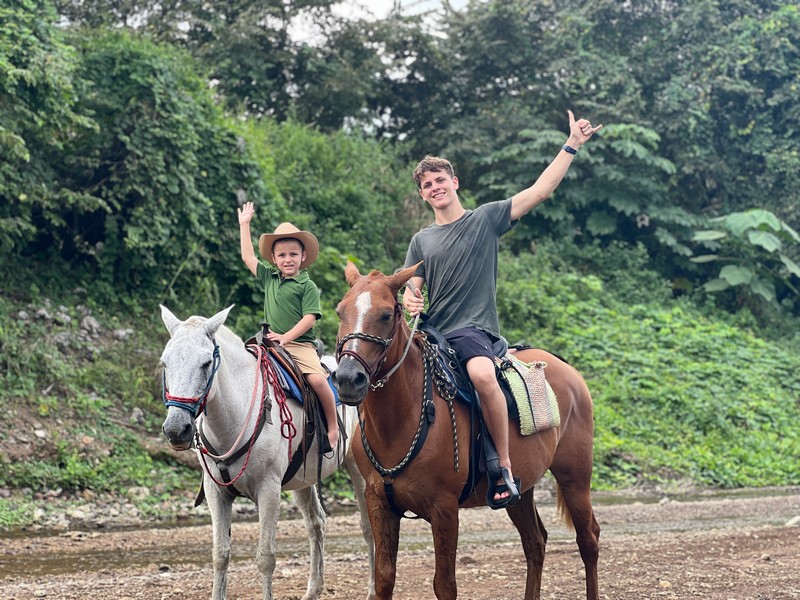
top-left (214, 323), bottom-right (245, 350)
top-left (180, 316), bottom-right (245, 351)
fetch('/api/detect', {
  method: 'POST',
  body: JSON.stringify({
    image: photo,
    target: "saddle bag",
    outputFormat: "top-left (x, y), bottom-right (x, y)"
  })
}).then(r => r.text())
top-left (495, 355), bottom-right (560, 435)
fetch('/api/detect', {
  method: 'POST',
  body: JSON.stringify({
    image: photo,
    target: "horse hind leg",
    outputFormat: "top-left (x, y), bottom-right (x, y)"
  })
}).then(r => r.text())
top-left (293, 486), bottom-right (327, 600)
top-left (506, 488), bottom-right (547, 600)
top-left (549, 471), bottom-right (600, 600)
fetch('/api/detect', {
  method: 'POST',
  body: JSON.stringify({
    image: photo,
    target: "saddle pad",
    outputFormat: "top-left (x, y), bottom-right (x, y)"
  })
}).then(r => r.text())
top-left (496, 355), bottom-right (560, 435)
top-left (268, 354), bottom-right (304, 400)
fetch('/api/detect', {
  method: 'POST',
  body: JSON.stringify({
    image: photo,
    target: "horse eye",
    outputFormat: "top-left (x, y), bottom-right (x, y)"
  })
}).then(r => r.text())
top-left (202, 360), bottom-right (212, 371)
top-left (380, 312), bottom-right (392, 322)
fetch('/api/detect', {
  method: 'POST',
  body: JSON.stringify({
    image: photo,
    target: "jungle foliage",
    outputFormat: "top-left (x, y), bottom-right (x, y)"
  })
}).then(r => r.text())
top-left (0, 0), bottom-right (798, 522)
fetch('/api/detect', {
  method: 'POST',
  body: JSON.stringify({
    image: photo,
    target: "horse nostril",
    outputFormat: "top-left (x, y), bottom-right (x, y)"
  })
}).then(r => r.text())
top-left (333, 369), bottom-right (349, 388)
top-left (181, 422), bottom-right (193, 440)
top-left (353, 371), bottom-right (368, 390)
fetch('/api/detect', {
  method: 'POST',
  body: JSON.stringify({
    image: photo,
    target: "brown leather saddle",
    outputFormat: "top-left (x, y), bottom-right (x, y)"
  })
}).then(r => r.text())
top-left (245, 324), bottom-right (338, 455)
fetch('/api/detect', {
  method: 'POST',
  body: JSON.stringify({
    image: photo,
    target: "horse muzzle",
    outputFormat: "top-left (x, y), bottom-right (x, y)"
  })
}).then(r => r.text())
top-left (162, 408), bottom-right (197, 450)
top-left (333, 360), bottom-right (369, 406)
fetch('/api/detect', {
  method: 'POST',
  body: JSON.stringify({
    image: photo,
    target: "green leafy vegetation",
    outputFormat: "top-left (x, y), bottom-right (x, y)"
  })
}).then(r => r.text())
top-left (0, 296), bottom-right (198, 508)
top-left (1, 0), bottom-right (798, 529)
top-left (690, 209), bottom-right (800, 311)
top-left (498, 245), bottom-right (800, 489)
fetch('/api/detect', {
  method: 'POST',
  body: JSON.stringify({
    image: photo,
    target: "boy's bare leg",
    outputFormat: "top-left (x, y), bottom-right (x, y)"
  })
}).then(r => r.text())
top-left (307, 373), bottom-right (339, 450)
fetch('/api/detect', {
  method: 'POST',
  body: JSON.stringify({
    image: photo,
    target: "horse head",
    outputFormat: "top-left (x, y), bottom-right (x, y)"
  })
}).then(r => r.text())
top-left (334, 262), bottom-right (418, 405)
top-left (159, 305), bottom-right (233, 450)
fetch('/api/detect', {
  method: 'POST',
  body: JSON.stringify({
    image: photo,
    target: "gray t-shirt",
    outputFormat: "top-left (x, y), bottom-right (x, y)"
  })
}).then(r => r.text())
top-left (403, 198), bottom-right (516, 337)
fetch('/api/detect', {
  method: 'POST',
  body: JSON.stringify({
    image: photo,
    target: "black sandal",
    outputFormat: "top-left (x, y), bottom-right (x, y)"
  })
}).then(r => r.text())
top-left (486, 466), bottom-right (521, 510)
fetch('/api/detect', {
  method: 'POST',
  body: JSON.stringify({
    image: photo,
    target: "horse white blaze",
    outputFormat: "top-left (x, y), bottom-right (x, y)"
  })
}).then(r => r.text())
top-left (347, 291), bottom-right (372, 355)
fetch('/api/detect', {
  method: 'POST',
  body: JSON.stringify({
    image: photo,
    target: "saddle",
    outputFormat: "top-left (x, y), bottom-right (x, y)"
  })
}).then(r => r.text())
top-left (419, 322), bottom-right (514, 412)
top-left (246, 325), bottom-right (342, 472)
top-left (419, 321), bottom-right (556, 509)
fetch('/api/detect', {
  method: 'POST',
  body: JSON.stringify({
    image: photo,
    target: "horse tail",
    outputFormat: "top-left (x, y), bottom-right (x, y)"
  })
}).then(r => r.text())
top-left (556, 484), bottom-right (575, 530)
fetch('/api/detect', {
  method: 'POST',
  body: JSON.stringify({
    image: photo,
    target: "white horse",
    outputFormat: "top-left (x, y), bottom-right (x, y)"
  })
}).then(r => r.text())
top-left (159, 305), bottom-right (375, 600)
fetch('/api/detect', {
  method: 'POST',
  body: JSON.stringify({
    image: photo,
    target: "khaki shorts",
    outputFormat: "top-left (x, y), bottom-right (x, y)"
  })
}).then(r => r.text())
top-left (284, 341), bottom-right (327, 376)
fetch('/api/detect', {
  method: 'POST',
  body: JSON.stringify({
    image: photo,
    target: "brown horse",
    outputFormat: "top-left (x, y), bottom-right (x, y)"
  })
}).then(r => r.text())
top-left (334, 262), bottom-right (600, 600)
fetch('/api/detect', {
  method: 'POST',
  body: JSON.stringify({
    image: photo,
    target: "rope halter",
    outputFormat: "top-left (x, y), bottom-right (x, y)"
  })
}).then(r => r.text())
top-left (162, 343), bottom-right (221, 418)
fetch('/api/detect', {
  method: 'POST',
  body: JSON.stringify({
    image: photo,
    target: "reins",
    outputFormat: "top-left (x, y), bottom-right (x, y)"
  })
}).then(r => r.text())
top-left (337, 280), bottom-right (461, 517)
top-left (373, 311), bottom-right (420, 389)
top-left (163, 341), bottom-right (297, 491)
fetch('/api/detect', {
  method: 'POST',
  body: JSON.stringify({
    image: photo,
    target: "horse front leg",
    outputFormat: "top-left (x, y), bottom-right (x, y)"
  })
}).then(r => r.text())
top-left (292, 486), bottom-right (326, 600)
top-left (255, 480), bottom-right (283, 600)
top-left (344, 454), bottom-right (377, 600)
top-left (429, 505), bottom-right (460, 600)
top-left (205, 481), bottom-right (234, 600)
top-left (506, 488), bottom-right (547, 600)
top-left (367, 491), bottom-right (402, 600)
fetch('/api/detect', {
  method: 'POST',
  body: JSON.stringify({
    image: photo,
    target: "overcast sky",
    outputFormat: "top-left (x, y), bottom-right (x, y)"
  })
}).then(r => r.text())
top-left (333, 0), bottom-right (469, 20)
top-left (291, 0), bottom-right (470, 41)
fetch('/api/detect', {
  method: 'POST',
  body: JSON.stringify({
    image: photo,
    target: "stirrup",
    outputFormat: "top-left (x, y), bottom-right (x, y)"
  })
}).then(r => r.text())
top-left (485, 462), bottom-right (520, 510)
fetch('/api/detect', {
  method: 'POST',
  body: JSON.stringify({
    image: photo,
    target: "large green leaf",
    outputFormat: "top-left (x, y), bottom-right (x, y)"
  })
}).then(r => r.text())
top-left (689, 254), bottom-right (719, 264)
top-left (781, 223), bottom-right (800, 244)
top-left (719, 265), bottom-right (753, 286)
top-left (704, 278), bottom-right (730, 292)
top-left (750, 277), bottom-right (777, 303)
top-left (692, 230), bottom-right (728, 242)
top-left (747, 230), bottom-right (782, 253)
top-left (780, 255), bottom-right (800, 278)
top-left (720, 209), bottom-right (781, 237)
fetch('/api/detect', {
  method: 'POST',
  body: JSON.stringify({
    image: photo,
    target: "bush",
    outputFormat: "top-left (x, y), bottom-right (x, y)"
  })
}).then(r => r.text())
top-left (498, 248), bottom-right (800, 488)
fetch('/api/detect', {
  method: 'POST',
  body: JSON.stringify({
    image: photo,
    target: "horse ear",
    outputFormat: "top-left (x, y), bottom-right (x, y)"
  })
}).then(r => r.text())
top-left (204, 304), bottom-right (234, 337)
top-left (387, 262), bottom-right (422, 296)
top-left (160, 305), bottom-right (183, 336)
top-left (344, 261), bottom-right (361, 287)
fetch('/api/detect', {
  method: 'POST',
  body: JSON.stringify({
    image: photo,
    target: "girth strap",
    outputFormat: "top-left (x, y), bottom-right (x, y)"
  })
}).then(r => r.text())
top-left (281, 416), bottom-right (317, 486)
top-left (197, 415), bottom-right (270, 501)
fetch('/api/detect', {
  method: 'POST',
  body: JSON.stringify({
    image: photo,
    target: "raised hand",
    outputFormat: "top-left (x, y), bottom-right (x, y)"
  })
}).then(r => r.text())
top-left (238, 201), bottom-right (255, 226)
top-left (568, 109), bottom-right (603, 145)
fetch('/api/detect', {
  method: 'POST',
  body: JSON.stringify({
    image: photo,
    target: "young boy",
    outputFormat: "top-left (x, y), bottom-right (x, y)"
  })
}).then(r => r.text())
top-left (238, 202), bottom-right (339, 453)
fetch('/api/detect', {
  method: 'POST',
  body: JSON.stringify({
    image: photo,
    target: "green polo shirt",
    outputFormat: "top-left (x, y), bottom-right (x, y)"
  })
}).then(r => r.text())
top-left (256, 261), bottom-right (322, 344)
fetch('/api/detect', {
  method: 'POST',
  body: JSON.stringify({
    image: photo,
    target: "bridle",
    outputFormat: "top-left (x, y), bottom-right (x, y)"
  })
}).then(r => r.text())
top-left (336, 302), bottom-right (420, 390)
top-left (162, 343), bottom-right (221, 417)
top-left (161, 340), bottom-right (294, 491)
top-left (337, 292), bottom-right (458, 518)
top-left (336, 303), bottom-right (402, 389)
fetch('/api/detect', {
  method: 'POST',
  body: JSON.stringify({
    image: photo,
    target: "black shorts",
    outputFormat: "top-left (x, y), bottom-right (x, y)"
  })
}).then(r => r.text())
top-left (445, 327), bottom-right (497, 364)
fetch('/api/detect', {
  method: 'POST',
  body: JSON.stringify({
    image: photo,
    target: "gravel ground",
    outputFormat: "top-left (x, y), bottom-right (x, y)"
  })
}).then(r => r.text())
top-left (2, 488), bottom-right (799, 599)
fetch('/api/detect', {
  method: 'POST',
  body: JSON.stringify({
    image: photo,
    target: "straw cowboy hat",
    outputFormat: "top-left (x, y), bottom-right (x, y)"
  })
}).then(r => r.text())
top-left (258, 222), bottom-right (319, 270)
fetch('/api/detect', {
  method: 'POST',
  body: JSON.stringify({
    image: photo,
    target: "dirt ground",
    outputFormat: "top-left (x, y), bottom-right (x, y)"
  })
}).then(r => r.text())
top-left (2, 488), bottom-right (799, 600)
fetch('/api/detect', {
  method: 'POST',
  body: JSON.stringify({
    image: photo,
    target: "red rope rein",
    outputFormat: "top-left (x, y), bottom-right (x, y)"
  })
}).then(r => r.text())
top-left (262, 347), bottom-right (295, 460)
top-left (198, 344), bottom-right (296, 488)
